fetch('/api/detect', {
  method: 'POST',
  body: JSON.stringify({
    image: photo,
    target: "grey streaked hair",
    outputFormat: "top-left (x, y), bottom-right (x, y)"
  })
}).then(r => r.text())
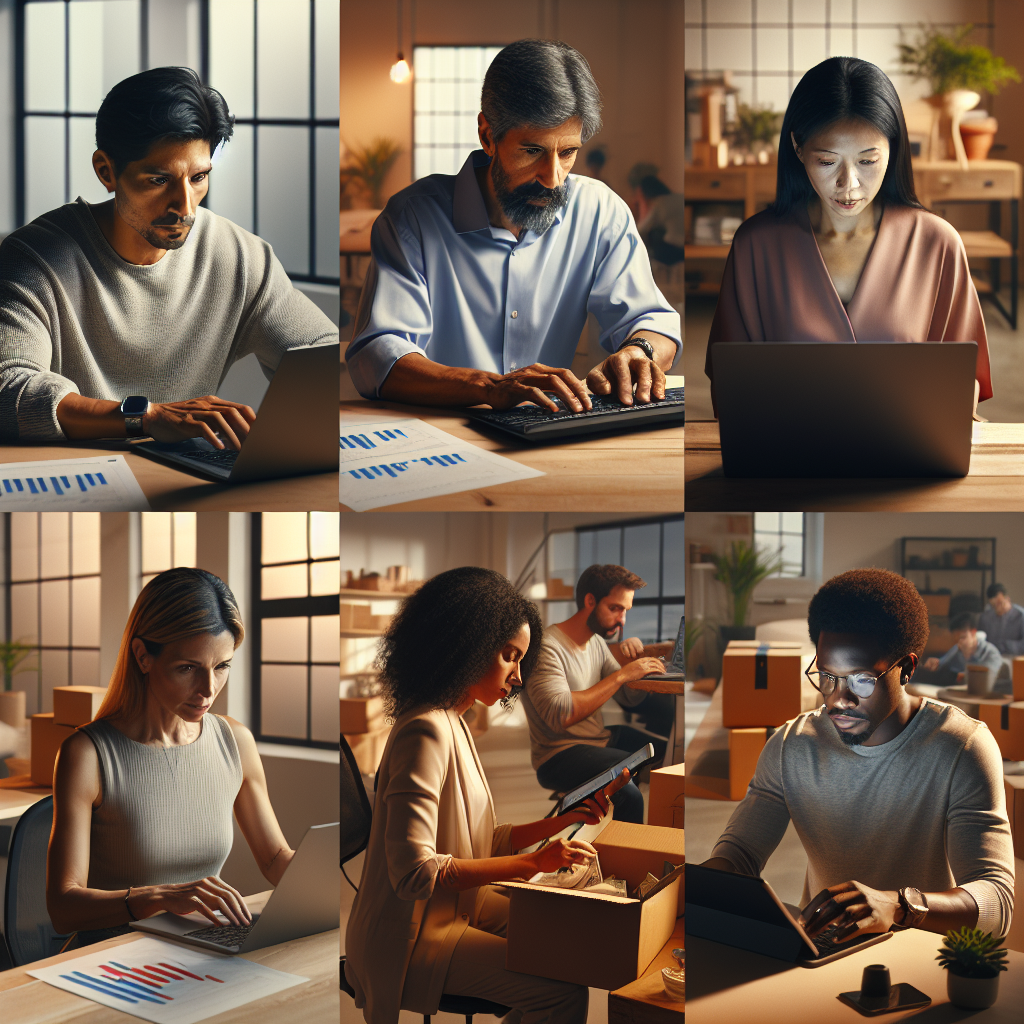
top-left (481, 39), bottom-right (603, 143)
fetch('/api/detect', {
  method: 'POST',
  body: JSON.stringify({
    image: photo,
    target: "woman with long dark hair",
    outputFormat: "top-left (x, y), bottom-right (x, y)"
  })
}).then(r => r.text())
top-left (345, 567), bottom-right (628, 1024)
top-left (705, 57), bottom-right (992, 413)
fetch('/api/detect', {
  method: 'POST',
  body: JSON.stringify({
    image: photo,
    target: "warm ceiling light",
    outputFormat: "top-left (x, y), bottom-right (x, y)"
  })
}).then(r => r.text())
top-left (390, 54), bottom-right (411, 83)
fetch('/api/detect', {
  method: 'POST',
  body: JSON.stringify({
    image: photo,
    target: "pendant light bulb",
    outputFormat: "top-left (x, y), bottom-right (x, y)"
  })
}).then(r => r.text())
top-left (390, 54), bottom-right (411, 83)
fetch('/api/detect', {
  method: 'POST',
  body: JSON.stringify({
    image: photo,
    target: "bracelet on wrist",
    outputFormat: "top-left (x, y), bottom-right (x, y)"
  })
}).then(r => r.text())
top-left (125, 886), bottom-right (138, 921)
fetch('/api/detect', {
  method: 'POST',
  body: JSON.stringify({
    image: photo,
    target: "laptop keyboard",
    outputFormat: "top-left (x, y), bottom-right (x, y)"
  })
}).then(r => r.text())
top-left (811, 922), bottom-right (847, 956)
top-left (171, 447), bottom-right (239, 468)
top-left (183, 922), bottom-right (254, 946)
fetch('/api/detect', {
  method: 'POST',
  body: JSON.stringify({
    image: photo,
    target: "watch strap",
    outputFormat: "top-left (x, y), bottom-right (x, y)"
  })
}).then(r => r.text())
top-left (124, 415), bottom-right (145, 438)
top-left (894, 887), bottom-right (928, 930)
top-left (621, 337), bottom-right (655, 361)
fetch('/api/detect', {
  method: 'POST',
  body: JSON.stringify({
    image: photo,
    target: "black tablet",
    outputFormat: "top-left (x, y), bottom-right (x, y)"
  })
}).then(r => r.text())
top-left (555, 743), bottom-right (656, 815)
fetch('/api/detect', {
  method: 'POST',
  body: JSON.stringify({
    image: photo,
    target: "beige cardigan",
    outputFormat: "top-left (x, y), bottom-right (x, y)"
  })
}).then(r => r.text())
top-left (345, 708), bottom-right (514, 1024)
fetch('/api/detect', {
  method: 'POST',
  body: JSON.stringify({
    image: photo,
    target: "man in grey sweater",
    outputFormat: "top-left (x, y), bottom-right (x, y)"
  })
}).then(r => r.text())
top-left (979, 583), bottom-right (1024, 657)
top-left (705, 569), bottom-right (1014, 941)
top-left (0, 68), bottom-right (337, 447)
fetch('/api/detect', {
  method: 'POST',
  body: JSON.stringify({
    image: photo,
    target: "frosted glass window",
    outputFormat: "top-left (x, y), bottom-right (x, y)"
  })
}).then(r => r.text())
top-left (625, 605), bottom-right (659, 646)
top-left (69, 117), bottom-right (109, 205)
top-left (40, 513), bottom-right (70, 578)
top-left (262, 564), bottom-right (308, 600)
top-left (71, 513), bottom-right (101, 576)
top-left (207, 124), bottom-right (254, 233)
top-left (661, 603), bottom-right (685, 642)
top-left (310, 666), bottom-right (339, 742)
top-left (209, 0), bottom-right (255, 120)
top-left (262, 617), bottom-right (308, 663)
top-left (68, 0), bottom-right (140, 113)
top-left (41, 650), bottom-right (70, 708)
top-left (11, 514), bottom-right (39, 581)
top-left (41, 580), bottom-right (71, 647)
top-left (310, 560), bottom-right (339, 597)
top-left (257, 0), bottom-right (309, 119)
top-left (315, 126), bottom-right (339, 279)
top-left (257, 125), bottom-right (309, 275)
top-left (72, 649), bottom-right (101, 688)
top-left (141, 513), bottom-right (197, 586)
top-left (663, 519), bottom-right (685, 597)
top-left (71, 577), bottom-right (101, 647)
top-left (260, 664), bottom-right (307, 739)
top-left (309, 512), bottom-right (339, 559)
top-left (623, 524), bottom-right (661, 597)
top-left (262, 513), bottom-right (308, 564)
top-left (25, 1), bottom-right (66, 112)
top-left (310, 615), bottom-right (339, 663)
top-left (754, 512), bottom-right (806, 578)
top-left (25, 116), bottom-right (67, 222)
top-left (314, 0), bottom-right (339, 120)
top-left (11, 583), bottom-right (39, 642)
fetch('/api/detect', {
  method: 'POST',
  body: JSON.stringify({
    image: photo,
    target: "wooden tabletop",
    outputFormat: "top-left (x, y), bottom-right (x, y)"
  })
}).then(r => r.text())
top-left (339, 386), bottom-right (684, 512)
top-left (685, 421), bottom-right (1024, 511)
top-left (0, 444), bottom-right (338, 511)
top-left (608, 918), bottom-right (684, 1024)
top-left (686, 928), bottom-right (1023, 1023)
top-left (0, 785), bottom-right (51, 821)
top-left (0, 891), bottom-right (340, 1024)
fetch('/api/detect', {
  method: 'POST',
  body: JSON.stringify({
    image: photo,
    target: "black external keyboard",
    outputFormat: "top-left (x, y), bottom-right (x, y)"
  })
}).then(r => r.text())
top-left (467, 387), bottom-right (684, 441)
top-left (183, 922), bottom-right (254, 946)
top-left (811, 922), bottom-right (847, 957)
top-left (173, 448), bottom-right (239, 467)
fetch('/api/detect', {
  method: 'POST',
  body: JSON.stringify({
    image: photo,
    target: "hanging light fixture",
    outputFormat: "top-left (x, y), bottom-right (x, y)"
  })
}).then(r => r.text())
top-left (390, 0), bottom-right (412, 83)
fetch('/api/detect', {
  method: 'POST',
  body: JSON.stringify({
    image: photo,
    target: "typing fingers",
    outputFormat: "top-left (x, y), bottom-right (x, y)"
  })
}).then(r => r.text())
top-left (205, 876), bottom-right (252, 924)
top-left (189, 411), bottom-right (243, 451)
top-left (650, 360), bottom-right (667, 401)
top-left (587, 366), bottom-right (612, 396)
top-left (633, 358), bottom-right (653, 404)
top-left (607, 355), bottom-right (635, 405)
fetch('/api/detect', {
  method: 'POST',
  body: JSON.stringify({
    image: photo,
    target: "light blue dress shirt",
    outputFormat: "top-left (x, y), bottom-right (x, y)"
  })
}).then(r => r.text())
top-left (345, 150), bottom-right (682, 399)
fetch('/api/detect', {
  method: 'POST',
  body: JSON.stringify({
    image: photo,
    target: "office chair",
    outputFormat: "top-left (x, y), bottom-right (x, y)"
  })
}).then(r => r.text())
top-left (3, 796), bottom-right (72, 965)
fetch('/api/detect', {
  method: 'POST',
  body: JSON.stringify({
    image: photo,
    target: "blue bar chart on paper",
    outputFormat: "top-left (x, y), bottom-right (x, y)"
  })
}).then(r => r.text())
top-left (340, 417), bottom-right (543, 511)
top-left (0, 456), bottom-right (149, 510)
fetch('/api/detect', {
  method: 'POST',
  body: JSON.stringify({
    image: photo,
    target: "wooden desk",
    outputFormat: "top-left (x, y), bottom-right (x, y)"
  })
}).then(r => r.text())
top-left (0, 891), bottom-right (339, 1024)
top-left (608, 918), bottom-right (684, 1024)
top-left (339, 389), bottom-right (684, 512)
top-left (0, 785), bottom-right (50, 821)
top-left (0, 444), bottom-right (337, 511)
top-left (685, 421), bottom-right (1024, 511)
top-left (686, 928), bottom-right (1023, 1023)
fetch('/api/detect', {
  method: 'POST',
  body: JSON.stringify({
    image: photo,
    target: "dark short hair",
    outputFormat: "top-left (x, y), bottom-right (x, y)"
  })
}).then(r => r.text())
top-left (771, 57), bottom-right (923, 216)
top-left (376, 567), bottom-right (543, 720)
top-left (950, 611), bottom-right (979, 632)
top-left (481, 39), bottom-right (603, 143)
top-left (639, 175), bottom-right (672, 199)
top-left (807, 568), bottom-right (930, 660)
top-left (627, 162), bottom-right (659, 189)
top-left (575, 564), bottom-right (646, 611)
top-left (585, 147), bottom-right (606, 169)
top-left (986, 582), bottom-right (1007, 599)
top-left (96, 67), bottom-right (234, 177)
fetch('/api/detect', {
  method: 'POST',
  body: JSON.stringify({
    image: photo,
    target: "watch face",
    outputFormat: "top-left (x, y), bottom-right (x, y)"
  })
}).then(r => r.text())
top-left (121, 396), bottom-right (149, 415)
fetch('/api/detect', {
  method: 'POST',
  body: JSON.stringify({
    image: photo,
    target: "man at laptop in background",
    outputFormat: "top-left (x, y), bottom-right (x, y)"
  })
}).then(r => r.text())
top-left (979, 583), bottom-right (1024, 658)
top-left (521, 564), bottom-right (673, 824)
top-left (0, 67), bottom-right (337, 448)
top-left (344, 39), bottom-right (681, 412)
top-left (920, 611), bottom-right (1004, 690)
top-left (703, 569), bottom-right (1013, 940)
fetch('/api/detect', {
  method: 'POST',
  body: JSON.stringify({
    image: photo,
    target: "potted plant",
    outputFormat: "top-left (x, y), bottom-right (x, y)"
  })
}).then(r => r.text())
top-left (683, 620), bottom-right (703, 679)
top-left (340, 138), bottom-right (403, 210)
top-left (936, 927), bottom-right (1008, 1009)
top-left (710, 542), bottom-right (782, 645)
top-left (732, 104), bottom-right (783, 163)
top-left (0, 640), bottom-right (36, 728)
top-left (897, 24), bottom-right (1019, 164)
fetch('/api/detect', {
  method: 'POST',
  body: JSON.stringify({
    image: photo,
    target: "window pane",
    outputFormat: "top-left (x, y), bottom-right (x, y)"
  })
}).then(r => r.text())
top-left (576, 531), bottom-right (596, 573)
top-left (753, 512), bottom-right (779, 533)
top-left (12, 671), bottom-right (39, 717)
top-left (780, 535), bottom-right (804, 578)
top-left (782, 512), bottom-right (804, 534)
top-left (257, 0), bottom-right (309, 119)
top-left (315, 126), bottom-right (339, 278)
top-left (661, 604), bottom-right (685, 646)
top-left (40, 579), bottom-right (70, 646)
top-left (310, 615), bottom-right (339, 663)
top-left (261, 616), bottom-right (308, 662)
top-left (314, 0), bottom-right (339, 120)
top-left (25, 0), bottom-right (66, 112)
top-left (11, 583), bottom-right (39, 644)
top-left (262, 513), bottom-right (307, 564)
top-left (172, 513), bottom-right (197, 567)
top-left (71, 576), bottom-right (101, 647)
top-left (624, 605), bottom-right (658, 645)
top-left (41, 650), bottom-right (69, 713)
top-left (69, 116), bottom-right (110, 204)
top-left (72, 649), bottom-right (101, 688)
top-left (623, 524), bottom-right (661, 597)
top-left (209, 0), bottom-right (255, 120)
top-left (261, 664), bottom-right (307, 738)
top-left (26, 116), bottom-right (67, 221)
top-left (207, 122), bottom-right (254, 231)
top-left (663, 519), bottom-right (685, 596)
top-left (309, 512), bottom-right (339, 559)
top-left (142, 512), bottom-right (172, 574)
top-left (595, 529), bottom-right (621, 565)
top-left (262, 564), bottom-right (308, 600)
top-left (257, 125), bottom-right (309, 275)
top-left (310, 560), bottom-right (338, 596)
top-left (11, 514), bottom-right (38, 581)
top-left (71, 512), bottom-right (101, 575)
top-left (39, 513), bottom-right (70, 578)
top-left (68, 0), bottom-right (140, 114)
top-left (310, 665), bottom-right (338, 742)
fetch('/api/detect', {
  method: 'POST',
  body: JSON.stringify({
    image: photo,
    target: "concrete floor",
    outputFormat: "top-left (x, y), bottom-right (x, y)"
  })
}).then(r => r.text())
top-left (684, 288), bottom-right (1024, 423)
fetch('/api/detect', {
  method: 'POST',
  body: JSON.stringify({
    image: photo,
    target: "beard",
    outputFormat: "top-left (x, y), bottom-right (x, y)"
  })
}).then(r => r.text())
top-left (490, 151), bottom-right (569, 233)
top-left (829, 711), bottom-right (873, 746)
top-left (140, 215), bottom-right (196, 250)
top-left (586, 609), bottom-right (620, 640)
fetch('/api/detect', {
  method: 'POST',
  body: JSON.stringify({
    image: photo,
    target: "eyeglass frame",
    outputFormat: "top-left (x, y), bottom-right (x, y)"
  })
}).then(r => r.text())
top-left (804, 654), bottom-right (914, 699)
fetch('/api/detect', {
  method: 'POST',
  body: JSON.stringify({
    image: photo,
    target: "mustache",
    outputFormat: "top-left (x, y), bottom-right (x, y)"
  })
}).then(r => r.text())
top-left (508, 179), bottom-right (568, 204)
top-left (829, 709), bottom-right (869, 721)
top-left (151, 214), bottom-right (196, 227)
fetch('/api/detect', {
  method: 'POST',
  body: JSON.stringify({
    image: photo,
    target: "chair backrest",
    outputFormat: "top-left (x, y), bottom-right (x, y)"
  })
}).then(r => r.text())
top-left (340, 735), bottom-right (373, 868)
top-left (3, 796), bottom-right (71, 965)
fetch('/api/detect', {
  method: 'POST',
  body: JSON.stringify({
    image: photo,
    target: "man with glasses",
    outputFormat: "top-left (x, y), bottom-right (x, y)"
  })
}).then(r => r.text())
top-left (703, 569), bottom-right (1014, 942)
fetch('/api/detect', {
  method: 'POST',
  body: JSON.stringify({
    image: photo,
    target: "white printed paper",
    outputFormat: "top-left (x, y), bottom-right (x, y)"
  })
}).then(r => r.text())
top-left (0, 455), bottom-right (149, 510)
top-left (340, 417), bottom-right (544, 511)
top-left (28, 937), bottom-right (307, 1024)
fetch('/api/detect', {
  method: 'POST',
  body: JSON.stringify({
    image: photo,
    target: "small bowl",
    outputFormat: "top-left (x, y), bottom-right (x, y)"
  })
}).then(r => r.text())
top-left (662, 966), bottom-right (685, 1001)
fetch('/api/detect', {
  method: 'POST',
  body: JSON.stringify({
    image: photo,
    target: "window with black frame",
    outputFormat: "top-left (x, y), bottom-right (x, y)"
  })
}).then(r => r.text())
top-left (252, 512), bottom-right (339, 750)
top-left (16, 0), bottom-right (340, 285)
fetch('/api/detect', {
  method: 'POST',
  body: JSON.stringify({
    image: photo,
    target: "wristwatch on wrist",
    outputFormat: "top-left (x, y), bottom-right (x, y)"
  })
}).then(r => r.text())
top-left (621, 337), bottom-right (655, 361)
top-left (894, 887), bottom-right (928, 930)
top-left (120, 396), bottom-right (150, 438)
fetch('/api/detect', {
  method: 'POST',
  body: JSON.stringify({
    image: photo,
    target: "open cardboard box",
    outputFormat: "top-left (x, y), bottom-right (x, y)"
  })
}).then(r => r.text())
top-left (504, 821), bottom-right (684, 991)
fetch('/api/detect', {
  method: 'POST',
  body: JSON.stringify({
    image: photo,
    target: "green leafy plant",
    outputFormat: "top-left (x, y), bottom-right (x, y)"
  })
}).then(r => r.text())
top-left (340, 138), bottom-right (403, 209)
top-left (0, 640), bottom-right (35, 693)
top-left (710, 542), bottom-right (783, 629)
top-left (936, 927), bottom-right (1009, 979)
top-left (898, 24), bottom-right (1020, 96)
top-left (733, 104), bottom-right (783, 146)
top-left (683, 619), bottom-right (703, 676)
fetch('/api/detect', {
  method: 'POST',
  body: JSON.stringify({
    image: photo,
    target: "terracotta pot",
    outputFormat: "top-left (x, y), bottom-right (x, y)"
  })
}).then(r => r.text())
top-left (960, 118), bottom-right (999, 161)
top-left (947, 971), bottom-right (999, 1009)
top-left (0, 689), bottom-right (26, 729)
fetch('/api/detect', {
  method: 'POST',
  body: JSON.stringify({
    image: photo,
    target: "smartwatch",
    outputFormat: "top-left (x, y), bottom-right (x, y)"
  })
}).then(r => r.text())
top-left (894, 887), bottom-right (928, 930)
top-left (120, 396), bottom-right (150, 438)
top-left (621, 337), bottom-right (655, 361)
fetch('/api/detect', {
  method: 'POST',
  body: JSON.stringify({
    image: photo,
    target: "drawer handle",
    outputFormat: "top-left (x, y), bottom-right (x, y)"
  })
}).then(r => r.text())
top-left (984, 180), bottom-right (994, 187)
top-left (710, 180), bottom-right (721, 187)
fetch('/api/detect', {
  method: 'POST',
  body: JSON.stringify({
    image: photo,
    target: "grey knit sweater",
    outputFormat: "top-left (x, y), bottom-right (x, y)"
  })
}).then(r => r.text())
top-left (80, 715), bottom-right (243, 891)
top-left (0, 198), bottom-right (338, 440)
top-left (712, 698), bottom-right (1015, 937)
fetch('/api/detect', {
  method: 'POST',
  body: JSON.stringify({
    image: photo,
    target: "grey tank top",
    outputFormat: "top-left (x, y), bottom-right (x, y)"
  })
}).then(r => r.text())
top-left (80, 715), bottom-right (243, 891)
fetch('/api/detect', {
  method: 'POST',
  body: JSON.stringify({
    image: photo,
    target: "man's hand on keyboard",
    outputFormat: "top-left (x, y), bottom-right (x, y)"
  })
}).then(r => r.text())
top-left (144, 396), bottom-right (256, 450)
top-left (484, 364), bottom-right (592, 414)
top-left (587, 347), bottom-right (667, 406)
top-left (799, 879), bottom-right (899, 941)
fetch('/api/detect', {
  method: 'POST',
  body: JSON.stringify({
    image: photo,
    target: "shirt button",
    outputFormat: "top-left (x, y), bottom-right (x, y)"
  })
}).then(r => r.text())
top-left (510, 362), bottom-right (517, 370)
top-left (462, 913), bottom-right (469, 921)
top-left (511, 311), bottom-right (518, 318)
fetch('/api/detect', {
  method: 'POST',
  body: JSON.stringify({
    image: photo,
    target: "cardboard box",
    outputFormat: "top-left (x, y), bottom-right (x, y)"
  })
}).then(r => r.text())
top-left (30, 713), bottom-right (77, 786)
top-left (52, 686), bottom-right (107, 727)
top-left (339, 696), bottom-right (384, 734)
top-left (729, 728), bottom-right (767, 801)
top-left (504, 821), bottom-right (684, 991)
top-left (1014, 658), bottom-right (1024, 701)
top-left (978, 702), bottom-right (1024, 761)
top-left (1005, 776), bottom-right (1024, 860)
top-left (344, 725), bottom-right (391, 775)
top-left (925, 628), bottom-right (956, 655)
top-left (921, 593), bottom-right (951, 616)
top-left (722, 643), bottom-right (815, 728)
top-left (648, 763), bottom-right (685, 829)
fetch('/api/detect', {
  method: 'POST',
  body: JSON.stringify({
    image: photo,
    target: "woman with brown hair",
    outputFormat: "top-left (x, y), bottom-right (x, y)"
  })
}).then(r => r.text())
top-left (46, 567), bottom-right (294, 946)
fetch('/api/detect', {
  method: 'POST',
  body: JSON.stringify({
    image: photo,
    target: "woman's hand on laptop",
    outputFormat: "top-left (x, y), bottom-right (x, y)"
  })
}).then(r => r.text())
top-left (128, 875), bottom-right (252, 927)
top-left (143, 396), bottom-right (257, 450)
top-left (800, 880), bottom-right (898, 940)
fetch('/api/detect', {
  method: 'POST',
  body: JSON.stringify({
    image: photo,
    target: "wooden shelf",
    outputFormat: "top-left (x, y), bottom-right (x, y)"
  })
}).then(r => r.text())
top-left (959, 230), bottom-right (1014, 259)
top-left (685, 244), bottom-right (731, 259)
top-left (339, 588), bottom-right (407, 599)
top-left (340, 628), bottom-right (385, 638)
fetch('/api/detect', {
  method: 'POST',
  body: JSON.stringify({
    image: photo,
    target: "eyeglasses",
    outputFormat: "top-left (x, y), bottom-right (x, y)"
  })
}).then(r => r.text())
top-left (804, 656), bottom-right (906, 699)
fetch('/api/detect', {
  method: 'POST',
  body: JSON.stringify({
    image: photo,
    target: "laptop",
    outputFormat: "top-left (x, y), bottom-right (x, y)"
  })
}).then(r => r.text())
top-left (685, 863), bottom-right (892, 968)
top-left (465, 387), bottom-right (684, 442)
top-left (129, 822), bottom-right (339, 954)
top-left (136, 343), bottom-right (339, 482)
top-left (641, 616), bottom-right (685, 681)
top-left (711, 342), bottom-right (977, 477)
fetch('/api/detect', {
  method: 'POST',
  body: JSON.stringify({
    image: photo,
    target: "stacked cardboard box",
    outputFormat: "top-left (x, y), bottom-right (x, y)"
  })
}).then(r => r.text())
top-left (978, 702), bottom-right (1024, 761)
top-left (1014, 658), bottom-right (1024, 701)
top-left (721, 641), bottom-right (816, 728)
top-left (1005, 775), bottom-right (1024, 860)
top-left (648, 763), bottom-right (685, 829)
top-left (30, 685), bottom-right (108, 786)
top-left (340, 603), bottom-right (391, 632)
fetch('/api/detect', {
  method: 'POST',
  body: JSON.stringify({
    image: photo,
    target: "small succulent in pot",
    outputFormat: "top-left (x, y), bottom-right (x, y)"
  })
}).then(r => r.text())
top-left (937, 927), bottom-right (1008, 1010)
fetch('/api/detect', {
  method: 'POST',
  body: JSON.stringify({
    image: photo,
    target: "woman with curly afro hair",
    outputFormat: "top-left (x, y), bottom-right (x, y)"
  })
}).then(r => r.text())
top-left (345, 567), bottom-right (629, 1024)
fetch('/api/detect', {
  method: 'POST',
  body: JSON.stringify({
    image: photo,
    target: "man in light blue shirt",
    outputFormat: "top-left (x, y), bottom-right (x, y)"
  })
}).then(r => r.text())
top-left (922, 612), bottom-right (1004, 687)
top-left (345, 39), bottom-right (681, 412)
top-left (978, 583), bottom-right (1024, 657)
